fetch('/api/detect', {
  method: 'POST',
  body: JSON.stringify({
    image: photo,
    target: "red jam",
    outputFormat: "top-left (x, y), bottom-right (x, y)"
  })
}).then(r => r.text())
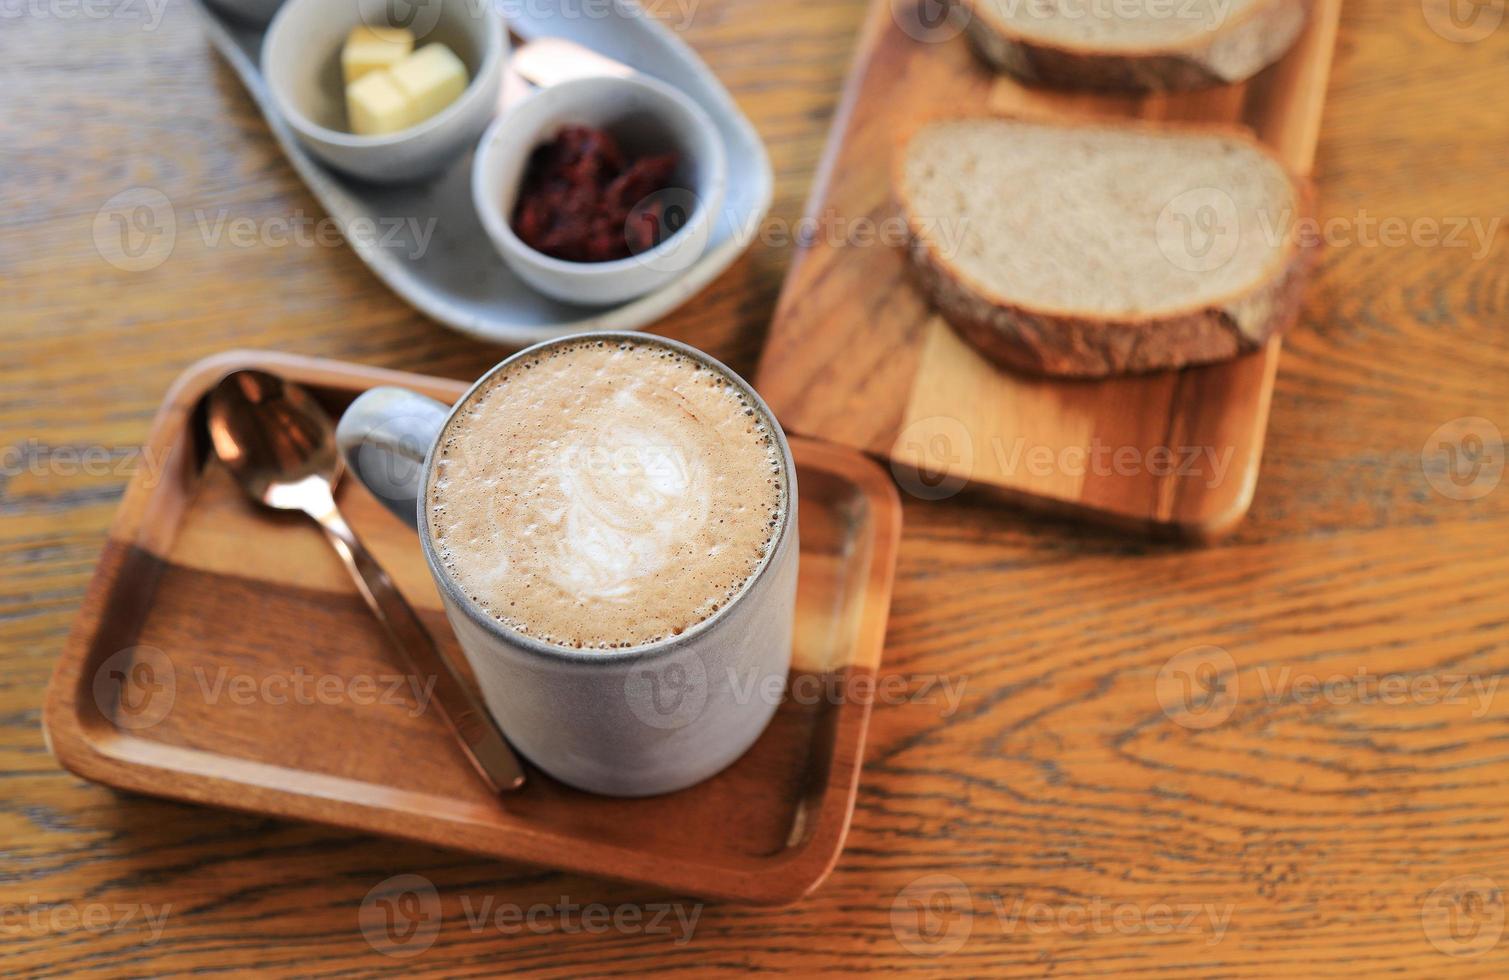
top-left (510, 125), bottom-right (681, 263)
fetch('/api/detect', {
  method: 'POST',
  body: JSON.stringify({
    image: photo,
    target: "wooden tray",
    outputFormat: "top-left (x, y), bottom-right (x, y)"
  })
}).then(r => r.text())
top-left (756, 0), bottom-right (1343, 540)
top-left (42, 351), bottom-right (901, 906)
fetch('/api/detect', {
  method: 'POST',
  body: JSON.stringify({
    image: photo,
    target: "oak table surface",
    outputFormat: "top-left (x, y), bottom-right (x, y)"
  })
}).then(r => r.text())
top-left (3, 0), bottom-right (1508, 976)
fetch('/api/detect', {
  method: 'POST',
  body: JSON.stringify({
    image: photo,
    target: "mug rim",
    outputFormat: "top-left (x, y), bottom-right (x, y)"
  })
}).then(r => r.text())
top-left (416, 330), bottom-right (798, 666)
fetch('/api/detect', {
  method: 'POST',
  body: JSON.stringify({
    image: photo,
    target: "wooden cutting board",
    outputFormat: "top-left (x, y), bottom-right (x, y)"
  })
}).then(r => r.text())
top-left (756, 0), bottom-right (1342, 540)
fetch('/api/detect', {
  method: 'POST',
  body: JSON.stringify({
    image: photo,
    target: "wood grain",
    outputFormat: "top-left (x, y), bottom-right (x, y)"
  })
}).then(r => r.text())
top-left (4, 0), bottom-right (1509, 974)
top-left (756, 0), bottom-right (1344, 539)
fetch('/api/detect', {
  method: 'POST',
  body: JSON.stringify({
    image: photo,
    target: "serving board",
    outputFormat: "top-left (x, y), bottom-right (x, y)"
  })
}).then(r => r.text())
top-left (756, 0), bottom-right (1342, 539)
top-left (190, 0), bottom-right (772, 346)
top-left (42, 352), bottom-right (902, 906)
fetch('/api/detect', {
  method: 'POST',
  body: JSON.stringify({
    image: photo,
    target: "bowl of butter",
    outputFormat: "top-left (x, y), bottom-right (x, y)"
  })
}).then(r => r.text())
top-left (261, 0), bottom-right (505, 184)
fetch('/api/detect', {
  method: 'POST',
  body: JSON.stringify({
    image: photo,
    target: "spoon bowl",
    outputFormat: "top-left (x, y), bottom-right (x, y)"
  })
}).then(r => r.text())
top-left (208, 370), bottom-right (343, 510)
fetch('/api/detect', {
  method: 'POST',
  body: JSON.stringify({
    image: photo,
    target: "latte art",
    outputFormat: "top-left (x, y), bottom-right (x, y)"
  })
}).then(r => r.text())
top-left (549, 405), bottom-right (710, 601)
top-left (427, 339), bottom-right (787, 649)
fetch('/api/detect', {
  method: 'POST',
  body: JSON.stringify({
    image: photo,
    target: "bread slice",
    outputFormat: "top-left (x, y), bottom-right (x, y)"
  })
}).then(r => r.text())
top-left (960, 0), bottom-right (1309, 91)
top-left (896, 116), bottom-right (1313, 377)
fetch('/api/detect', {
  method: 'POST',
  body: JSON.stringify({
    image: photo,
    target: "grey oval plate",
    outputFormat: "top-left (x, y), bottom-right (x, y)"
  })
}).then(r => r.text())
top-left (190, 0), bottom-right (773, 346)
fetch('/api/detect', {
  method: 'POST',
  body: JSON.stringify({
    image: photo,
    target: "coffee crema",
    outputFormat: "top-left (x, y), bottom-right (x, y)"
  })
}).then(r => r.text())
top-left (427, 338), bottom-right (787, 649)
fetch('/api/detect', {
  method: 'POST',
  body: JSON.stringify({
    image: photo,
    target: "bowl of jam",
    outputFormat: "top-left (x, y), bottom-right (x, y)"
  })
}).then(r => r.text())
top-left (471, 73), bottom-right (728, 307)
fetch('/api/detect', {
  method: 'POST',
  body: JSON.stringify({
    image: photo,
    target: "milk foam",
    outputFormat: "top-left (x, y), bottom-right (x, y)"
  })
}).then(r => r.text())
top-left (428, 339), bottom-right (786, 649)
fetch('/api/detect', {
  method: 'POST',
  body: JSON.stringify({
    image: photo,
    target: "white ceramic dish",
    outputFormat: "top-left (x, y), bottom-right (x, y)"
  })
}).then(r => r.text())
top-left (473, 74), bottom-right (728, 306)
top-left (189, 0), bottom-right (773, 346)
top-left (261, 0), bottom-right (505, 184)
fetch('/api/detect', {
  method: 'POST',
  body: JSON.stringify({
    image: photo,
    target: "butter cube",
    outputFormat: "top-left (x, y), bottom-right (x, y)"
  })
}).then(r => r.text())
top-left (388, 44), bottom-right (469, 128)
top-left (341, 26), bottom-right (414, 85)
top-left (347, 69), bottom-right (413, 136)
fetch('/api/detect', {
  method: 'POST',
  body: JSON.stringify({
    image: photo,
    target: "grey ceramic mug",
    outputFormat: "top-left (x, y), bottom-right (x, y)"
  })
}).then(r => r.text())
top-left (334, 333), bottom-right (798, 796)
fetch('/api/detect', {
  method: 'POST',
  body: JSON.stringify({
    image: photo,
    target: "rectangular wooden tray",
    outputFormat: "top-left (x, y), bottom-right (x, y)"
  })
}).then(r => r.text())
top-left (42, 351), bottom-right (902, 906)
top-left (756, 0), bottom-right (1343, 540)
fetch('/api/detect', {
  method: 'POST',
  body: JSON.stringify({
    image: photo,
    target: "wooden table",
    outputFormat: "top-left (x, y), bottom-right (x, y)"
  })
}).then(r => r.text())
top-left (4, 0), bottom-right (1507, 974)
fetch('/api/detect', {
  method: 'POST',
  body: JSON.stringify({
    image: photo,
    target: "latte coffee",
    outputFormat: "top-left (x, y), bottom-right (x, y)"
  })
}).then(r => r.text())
top-left (426, 337), bottom-right (788, 649)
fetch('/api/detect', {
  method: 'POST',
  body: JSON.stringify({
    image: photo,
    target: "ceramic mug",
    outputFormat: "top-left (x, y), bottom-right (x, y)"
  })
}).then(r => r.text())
top-left (334, 333), bottom-right (799, 796)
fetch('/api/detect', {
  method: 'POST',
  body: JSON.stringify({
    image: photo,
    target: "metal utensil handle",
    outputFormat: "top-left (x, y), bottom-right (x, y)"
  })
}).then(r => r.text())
top-left (311, 503), bottom-right (526, 793)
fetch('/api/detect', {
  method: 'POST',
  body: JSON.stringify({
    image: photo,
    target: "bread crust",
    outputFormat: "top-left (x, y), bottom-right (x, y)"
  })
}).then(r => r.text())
top-left (895, 117), bottom-right (1317, 378)
top-left (959, 0), bottom-right (1310, 91)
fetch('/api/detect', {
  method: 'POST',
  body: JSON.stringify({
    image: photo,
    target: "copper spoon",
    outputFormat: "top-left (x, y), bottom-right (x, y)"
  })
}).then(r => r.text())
top-left (206, 370), bottom-right (526, 794)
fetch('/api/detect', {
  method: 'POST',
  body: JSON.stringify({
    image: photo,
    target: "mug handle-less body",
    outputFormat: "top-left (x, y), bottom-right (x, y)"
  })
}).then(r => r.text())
top-left (332, 366), bottom-right (800, 798)
top-left (335, 387), bottom-right (452, 529)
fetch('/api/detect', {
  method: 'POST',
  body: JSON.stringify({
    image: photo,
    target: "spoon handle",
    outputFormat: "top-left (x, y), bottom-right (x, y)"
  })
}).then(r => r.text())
top-left (310, 504), bottom-right (527, 794)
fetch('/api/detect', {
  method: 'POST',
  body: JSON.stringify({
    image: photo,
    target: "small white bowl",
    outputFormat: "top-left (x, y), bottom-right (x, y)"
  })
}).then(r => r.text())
top-left (472, 74), bottom-right (728, 307)
top-left (261, 0), bottom-right (504, 184)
